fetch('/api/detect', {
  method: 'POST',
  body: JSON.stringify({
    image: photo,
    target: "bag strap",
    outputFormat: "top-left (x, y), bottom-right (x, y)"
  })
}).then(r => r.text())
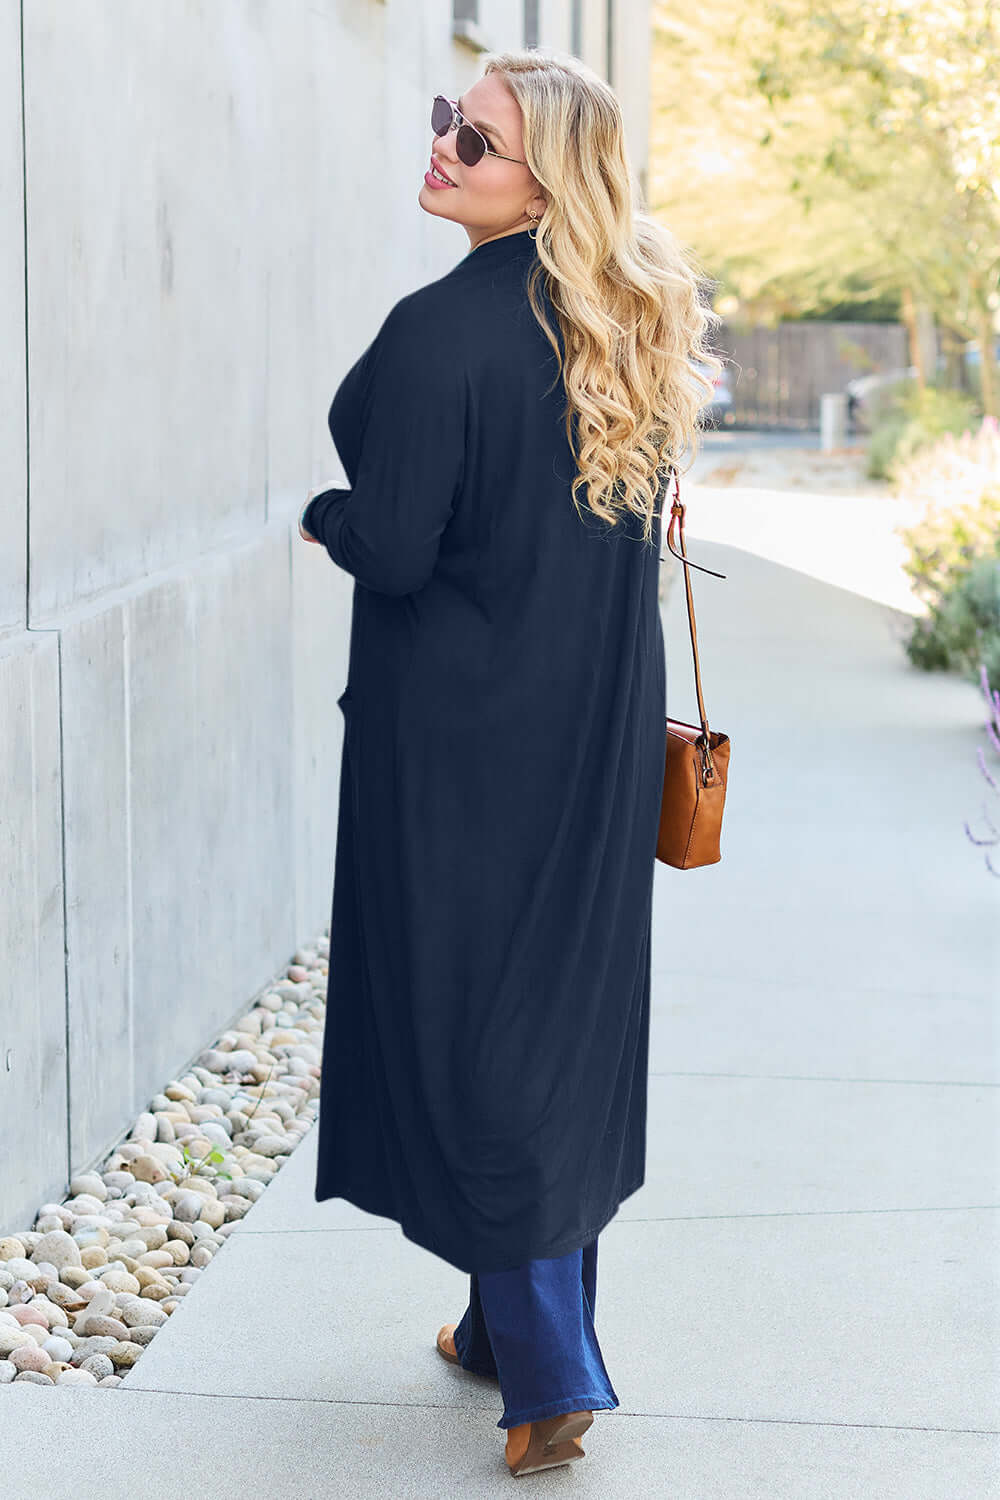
top-left (660, 468), bottom-right (727, 779)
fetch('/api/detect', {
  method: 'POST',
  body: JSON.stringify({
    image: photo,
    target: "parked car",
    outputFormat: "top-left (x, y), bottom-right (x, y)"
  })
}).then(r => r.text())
top-left (846, 338), bottom-right (999, 430)
top-left (960, 338), bottom-right (1000, 402)
top-left (693, 360), bottom-right (733, 427)
top-left (844, 367), bottom-right (916, 431)
top-left (961, 337), bottom-right (1000, 368)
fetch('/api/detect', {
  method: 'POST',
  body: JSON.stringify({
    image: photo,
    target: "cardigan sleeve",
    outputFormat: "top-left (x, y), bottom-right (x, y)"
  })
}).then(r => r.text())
top-left (304, 298), bottom-right (467, 596)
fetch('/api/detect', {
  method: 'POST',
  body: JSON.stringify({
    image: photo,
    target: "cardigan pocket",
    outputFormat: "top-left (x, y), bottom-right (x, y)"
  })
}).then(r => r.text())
top-left (336, 687), bottom-right (356, 759)
top-left (336, 686), bottom-right (356, 759)
top-left (336, 687), bottom-right (361, 830)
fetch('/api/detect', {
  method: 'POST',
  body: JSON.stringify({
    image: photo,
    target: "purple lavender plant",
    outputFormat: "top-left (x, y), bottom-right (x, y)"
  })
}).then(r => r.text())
top-left (965, 662), bottom-right (1000, 877)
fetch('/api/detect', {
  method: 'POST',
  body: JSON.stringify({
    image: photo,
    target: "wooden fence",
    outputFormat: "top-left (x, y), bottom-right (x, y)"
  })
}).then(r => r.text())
top-left (713, 321), bottom-right (909, 429)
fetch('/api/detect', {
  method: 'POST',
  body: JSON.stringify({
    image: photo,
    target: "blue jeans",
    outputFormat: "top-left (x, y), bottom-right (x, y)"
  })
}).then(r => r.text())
top-left (451, 1235), bottom-right (620, 1429)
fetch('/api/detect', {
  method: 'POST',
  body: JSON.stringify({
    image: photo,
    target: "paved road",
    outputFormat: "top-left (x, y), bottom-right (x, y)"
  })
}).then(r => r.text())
top-left (670, 430), bottom-right (921, 616)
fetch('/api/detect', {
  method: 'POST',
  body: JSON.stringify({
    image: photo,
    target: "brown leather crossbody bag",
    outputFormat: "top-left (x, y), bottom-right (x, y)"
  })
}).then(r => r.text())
top-left (656, 470), bottom-right (731, 869)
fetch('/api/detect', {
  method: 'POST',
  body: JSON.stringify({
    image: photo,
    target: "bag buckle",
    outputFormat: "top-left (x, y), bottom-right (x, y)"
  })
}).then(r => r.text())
top-left (697, 734), bottom-right (716, 785)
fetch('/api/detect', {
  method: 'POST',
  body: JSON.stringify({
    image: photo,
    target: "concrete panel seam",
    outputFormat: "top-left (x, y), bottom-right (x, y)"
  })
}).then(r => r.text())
top-left (19, 0), bottom-right (29, 630)
top-left (123, 609), bottom-right (136, 1122)
top-left (27, 521), bottom-right (295, 634)
top-left (55, 628), bottom-right (71, 1193)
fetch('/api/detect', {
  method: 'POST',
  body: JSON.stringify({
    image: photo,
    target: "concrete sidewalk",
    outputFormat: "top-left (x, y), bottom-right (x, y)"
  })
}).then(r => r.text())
top-left (4, 495), bottom-right (998, 1495)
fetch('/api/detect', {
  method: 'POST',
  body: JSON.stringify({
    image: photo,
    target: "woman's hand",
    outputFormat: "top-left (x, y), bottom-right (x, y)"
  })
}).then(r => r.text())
top-left (298, 491), bottom-right (323, 544)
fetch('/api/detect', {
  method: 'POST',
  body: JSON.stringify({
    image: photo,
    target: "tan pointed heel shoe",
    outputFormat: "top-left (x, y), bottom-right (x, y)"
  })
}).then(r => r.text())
top-left (504, 1408), bottom-right (593, 1476)
top-left (436, 1323), bottom-right (461, 1365)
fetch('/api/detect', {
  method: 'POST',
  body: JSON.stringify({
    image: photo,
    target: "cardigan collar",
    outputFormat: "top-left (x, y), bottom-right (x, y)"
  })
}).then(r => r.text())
top-left (462, 227), bottom-right (538, 264)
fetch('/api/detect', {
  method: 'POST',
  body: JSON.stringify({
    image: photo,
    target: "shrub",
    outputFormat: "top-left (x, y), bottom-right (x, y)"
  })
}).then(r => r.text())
top-left (867, 383), bottom-right (981, 479)
top-left (867, 411), bottom-right (911, 480)
top-left (904, 556), bottom-right (1000, 684)
top-left (895, 418), bottom-right (1000, 684)
top-left (892, 416), bottom-right (1000, 512)
top-left (964, 664), bottom-right (1000, 878)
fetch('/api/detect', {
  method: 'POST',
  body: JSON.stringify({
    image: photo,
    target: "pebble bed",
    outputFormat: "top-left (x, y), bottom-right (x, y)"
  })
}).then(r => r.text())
top-left (0, 939), bottom-right (328, 1388)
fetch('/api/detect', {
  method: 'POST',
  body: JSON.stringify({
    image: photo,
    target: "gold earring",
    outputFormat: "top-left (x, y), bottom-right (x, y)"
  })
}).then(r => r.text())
top-left (527, 208), bottom-right (540, 240)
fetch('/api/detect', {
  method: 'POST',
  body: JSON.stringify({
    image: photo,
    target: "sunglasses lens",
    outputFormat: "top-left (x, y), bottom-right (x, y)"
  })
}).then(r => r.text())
top-left (456, 125), bottom-right (484, 166)
top-left (431, 96), bottom-right (452, 135)
top-left (431, 96), bottom-right (485, 167)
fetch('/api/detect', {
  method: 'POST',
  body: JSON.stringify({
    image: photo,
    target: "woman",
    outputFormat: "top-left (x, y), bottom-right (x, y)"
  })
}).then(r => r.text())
top-left (299, 49), bottom-right (717, 1478)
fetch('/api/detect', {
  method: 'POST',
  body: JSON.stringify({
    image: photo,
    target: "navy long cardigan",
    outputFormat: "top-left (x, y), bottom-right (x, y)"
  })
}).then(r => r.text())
top-left (305, 227), bottom-right (666, 1274)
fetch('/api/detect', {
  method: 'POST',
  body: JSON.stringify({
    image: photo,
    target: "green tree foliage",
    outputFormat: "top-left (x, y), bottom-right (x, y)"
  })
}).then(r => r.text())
top-left (652, 1), bottom-right (1000, 409)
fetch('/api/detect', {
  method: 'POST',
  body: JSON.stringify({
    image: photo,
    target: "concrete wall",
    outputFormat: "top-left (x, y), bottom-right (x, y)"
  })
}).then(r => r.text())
top-left (1, 0), bottom-right (651, 1231)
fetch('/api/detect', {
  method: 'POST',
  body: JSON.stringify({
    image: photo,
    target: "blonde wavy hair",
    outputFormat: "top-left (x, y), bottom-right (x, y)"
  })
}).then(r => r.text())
top-left (483, 49), bottom-right (722, 547)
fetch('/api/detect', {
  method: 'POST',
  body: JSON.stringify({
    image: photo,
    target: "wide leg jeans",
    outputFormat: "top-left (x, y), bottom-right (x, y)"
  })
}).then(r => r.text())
top-left (450, 1234), bottom-right (620, 1429)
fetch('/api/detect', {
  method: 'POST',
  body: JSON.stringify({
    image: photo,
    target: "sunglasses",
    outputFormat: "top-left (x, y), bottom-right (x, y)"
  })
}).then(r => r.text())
top-left (431, 94), bottom-right (528, 168)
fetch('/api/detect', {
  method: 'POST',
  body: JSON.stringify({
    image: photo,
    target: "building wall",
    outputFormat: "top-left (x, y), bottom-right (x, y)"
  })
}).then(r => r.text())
top-left (1, 0), bottom-right (650, 1231)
